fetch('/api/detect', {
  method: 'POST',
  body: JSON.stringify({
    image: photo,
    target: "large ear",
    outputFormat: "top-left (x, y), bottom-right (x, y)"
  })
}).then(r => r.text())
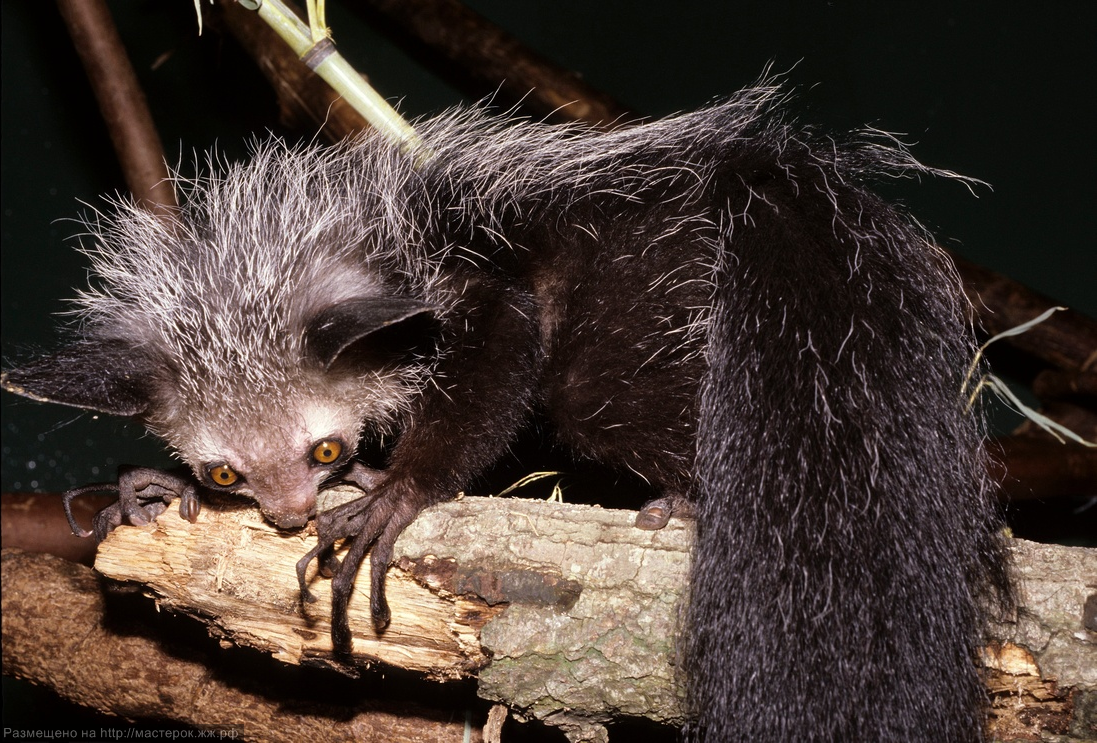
top-left (1, 339), bottom-right (156, 416)
top-left (305, 297), bottom-right (440, 369)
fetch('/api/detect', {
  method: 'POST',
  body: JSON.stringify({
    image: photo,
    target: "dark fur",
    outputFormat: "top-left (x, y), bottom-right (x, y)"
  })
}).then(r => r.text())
top-left (3, 84), bottom-right (1009, 741)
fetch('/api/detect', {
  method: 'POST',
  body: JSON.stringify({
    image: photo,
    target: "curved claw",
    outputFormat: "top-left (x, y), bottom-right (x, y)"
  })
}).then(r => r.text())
top-left (296, 540), bottom-right (331, 604)
top-left (118, 497), bottom-right (165, 528)
top-left (178, 484), bottom-right (201, 523)
top-left (330, 529), bottom-right (377, 652)
top-left (62, 482), bottom-right (120, 538)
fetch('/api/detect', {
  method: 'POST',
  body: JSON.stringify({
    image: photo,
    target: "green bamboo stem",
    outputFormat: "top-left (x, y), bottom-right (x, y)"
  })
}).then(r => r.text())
top-left (244, 0), bottom-right (424, 154)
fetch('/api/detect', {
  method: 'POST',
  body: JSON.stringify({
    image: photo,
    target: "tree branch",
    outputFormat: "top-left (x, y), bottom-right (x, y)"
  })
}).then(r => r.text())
top-left (91, 489), bottom-right (685, 734)
top-left (346, 0), bottom-right (635, 125)
top-left (0, 492), bottom-right (112, 565)
top-left (55, 0), bottom-right (176, 214)
top-left (1, 545), bottom-right (487, 741)
top-left (989, 439), bottom-right (1097, 500)
top-left (954, 255), bottom-right (1097, 374)
top-left (5, 490), bottom-right (1091, 740)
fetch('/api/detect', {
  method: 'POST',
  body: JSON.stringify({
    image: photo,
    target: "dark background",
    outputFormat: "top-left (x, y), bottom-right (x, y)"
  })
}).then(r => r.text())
top-left (1, 0), bottom-right (1093, 735)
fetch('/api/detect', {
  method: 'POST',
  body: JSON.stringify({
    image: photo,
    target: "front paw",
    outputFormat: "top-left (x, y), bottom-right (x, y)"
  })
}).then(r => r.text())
top-left (297, 479), bottom-right (438, 651)
top-left (63, 466), bottom-right (201, 541)
top-left (635, 493), bottom-right (695, 530)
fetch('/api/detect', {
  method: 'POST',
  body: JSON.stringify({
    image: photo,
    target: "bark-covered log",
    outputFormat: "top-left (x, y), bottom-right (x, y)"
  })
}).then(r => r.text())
top-left (985, 540), bottom-right (1097, 742)
top-left (90, 489), bottom-right (687, 738)
top-left (5, 489), bottom-right (1092, 741)
top-left (1, 546), bottom-right (486, 741)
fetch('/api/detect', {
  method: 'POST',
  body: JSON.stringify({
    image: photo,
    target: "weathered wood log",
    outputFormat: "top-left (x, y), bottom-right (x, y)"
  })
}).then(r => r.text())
top-left (985, 540), bottom-right (1097, 741)
top-left (91, 489), bottom-right (687, 739)
top-left (1, 546), bottom-right (486, 741)
top-left (5, 489), bottom-right (1090, 741)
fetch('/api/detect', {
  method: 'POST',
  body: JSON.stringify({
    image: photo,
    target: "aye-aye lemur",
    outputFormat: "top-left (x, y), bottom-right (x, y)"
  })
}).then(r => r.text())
top-left (3, 83), bottom-right (1010, 741)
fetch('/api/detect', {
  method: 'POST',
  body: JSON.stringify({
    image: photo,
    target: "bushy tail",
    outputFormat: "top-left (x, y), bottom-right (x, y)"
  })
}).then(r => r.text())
top-left (686, 134), bottom-right (1010, 741)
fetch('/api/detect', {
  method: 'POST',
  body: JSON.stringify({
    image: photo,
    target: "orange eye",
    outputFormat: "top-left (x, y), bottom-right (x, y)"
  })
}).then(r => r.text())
top-left (209, 464), bottom-right (239, 487)
top-left (312, 439), bottom-right (342, 464)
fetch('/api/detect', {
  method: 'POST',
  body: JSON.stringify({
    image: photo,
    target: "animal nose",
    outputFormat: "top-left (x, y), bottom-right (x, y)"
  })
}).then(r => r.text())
top-left (263, 508), bottom-right (310, 530)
